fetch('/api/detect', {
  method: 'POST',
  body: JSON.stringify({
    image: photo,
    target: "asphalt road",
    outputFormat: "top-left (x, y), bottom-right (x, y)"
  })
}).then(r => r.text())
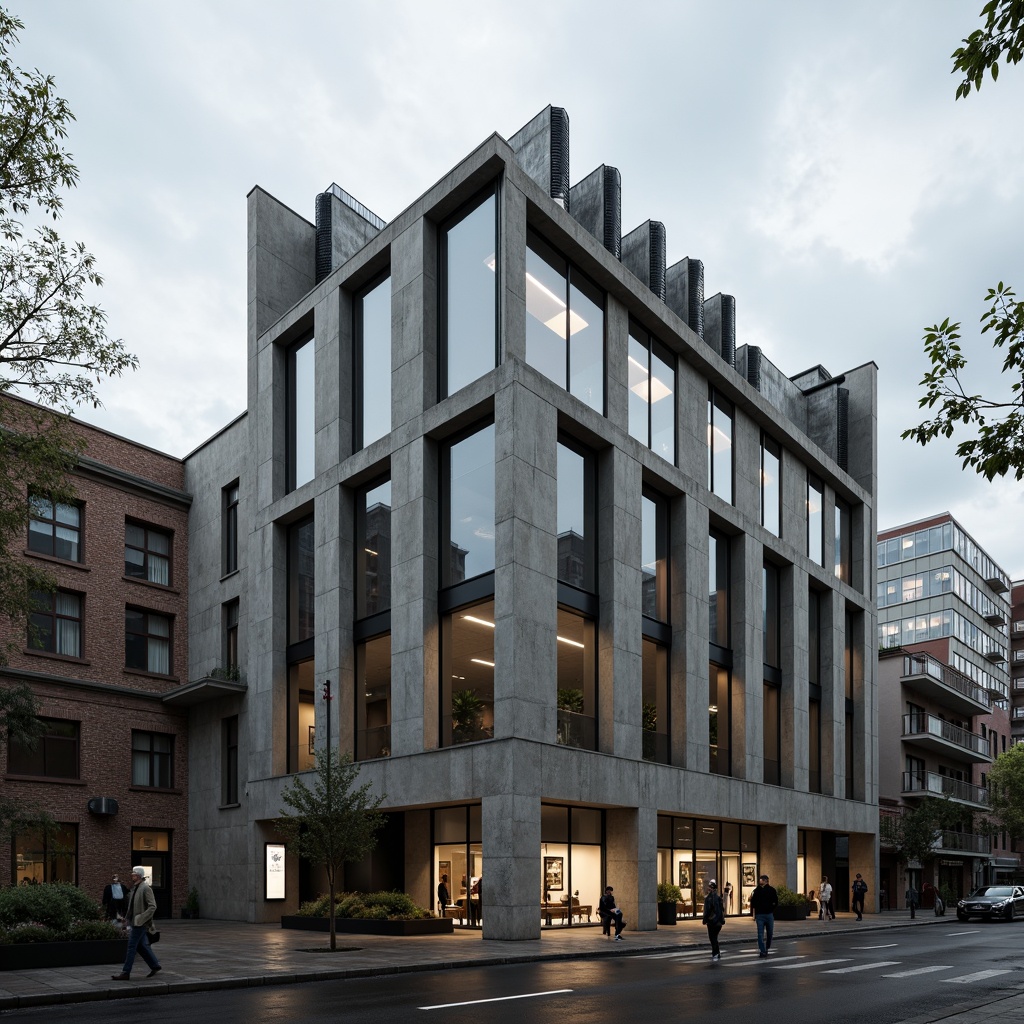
top-left (6, 924), bottom-right (1022, 1024)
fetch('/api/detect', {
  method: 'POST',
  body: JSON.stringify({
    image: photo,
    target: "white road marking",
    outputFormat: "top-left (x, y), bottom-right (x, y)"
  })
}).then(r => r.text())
top-left (882, 966), bottom-right (953, 978)
top-left (420, 990), bottom-right (572, 1010)
top-left (942, 970), bottom-right (1012, 984)
top-left (772, 958), bottom-right (851, 970)
top-left (945, 931), bottom-right (979, 936)
top-left (724, 955), bottom-right (805, 967)
top-left (822, 961), bottom-right (902, 974)
top-left (851, 943), bottom-right (897, 949)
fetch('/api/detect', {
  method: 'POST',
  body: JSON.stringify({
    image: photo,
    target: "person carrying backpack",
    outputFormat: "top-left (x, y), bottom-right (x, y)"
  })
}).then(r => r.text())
top-left (702, 880), bottom-right (726, 961)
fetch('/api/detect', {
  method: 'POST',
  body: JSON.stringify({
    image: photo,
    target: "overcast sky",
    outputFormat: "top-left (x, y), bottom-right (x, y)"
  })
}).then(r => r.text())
top-left (10, 0), bottom-right (1024, 575)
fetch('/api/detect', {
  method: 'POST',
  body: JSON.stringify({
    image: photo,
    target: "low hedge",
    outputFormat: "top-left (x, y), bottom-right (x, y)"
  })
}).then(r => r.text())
top-left (296, 890), bottom-right (431, 921)
top-left (776, 885), bottom-right (810, 907)
top-left (0, 883), bottom-right (120, 944)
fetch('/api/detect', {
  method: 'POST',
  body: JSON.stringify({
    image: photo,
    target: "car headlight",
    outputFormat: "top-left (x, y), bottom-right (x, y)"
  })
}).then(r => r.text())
top-left (992, 900), bottom-right (1009, 908)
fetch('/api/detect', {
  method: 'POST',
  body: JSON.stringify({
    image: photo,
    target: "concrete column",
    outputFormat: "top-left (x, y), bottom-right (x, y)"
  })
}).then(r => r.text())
top-left (493, 383), bottom-right (557, 742)
top-left (789, 567), bottom-right (810, 791)
top-left (733, 533), bottom-right (761, 781)
top-left (501, 177), bottom-right (527, 366)
top-left (761, 822), bottom-right (798, 892)
top-left (677, 359), bottom-right (706, 489)
top-left (405, 810), bottom-right (432, 916)
top-left (824, 588), bottom-right (844, 796)
top-left (482, 791), bottom-right (541, 939)
top-left (605, 294), bottom-right (629, 445)
top-left (606, 806), bottom-right (655, 931)
top-left (849, 831), bottom-right (878, 915)
top-left (391, 218), bottom-right (437, 426)
top-left (679, 496), bottom-right (710, 772)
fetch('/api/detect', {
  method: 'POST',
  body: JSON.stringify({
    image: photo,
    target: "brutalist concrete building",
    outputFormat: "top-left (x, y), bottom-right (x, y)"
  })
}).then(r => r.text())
top-left (183, 107), bottom-right (879, 936)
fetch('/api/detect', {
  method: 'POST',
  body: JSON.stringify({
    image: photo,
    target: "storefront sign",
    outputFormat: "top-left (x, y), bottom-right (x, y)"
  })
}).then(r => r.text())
top-left (265, 843), bottom-right (286, 900)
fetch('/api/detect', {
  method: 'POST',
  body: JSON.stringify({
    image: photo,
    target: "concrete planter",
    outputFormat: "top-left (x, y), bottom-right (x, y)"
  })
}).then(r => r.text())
top-left (657, 902), bottom-right (678, 925)
top-left (774, 905), bottom-right (809, 921)
top-left (280, 915), bottom-right (453, 936)
top-left (0, 938), bottom-right (127, 971)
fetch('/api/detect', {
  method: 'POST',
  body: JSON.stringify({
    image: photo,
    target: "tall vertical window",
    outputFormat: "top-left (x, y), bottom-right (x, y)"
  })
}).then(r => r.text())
top-left (287, 659), bottom-right (315, 773)
top-left (641, 492), bottom-right (668, 621)
top-left (834, 497), bottom-right (851, 583)
top-left (709, 663), bottom-right (731, 776)
top-left (29, 589), bottom-right (82, 658)
top-left (13, 824), bottom-right (77, 885)
top-left (807, 473), bottom-right (823, 566)
top-left (760, 435), bottom-right (781, 537)
top-left (287, 334), bottom-right (315, 491)
top-left (356, 274), bottom-right (392, 448)
top-left (223, 482), bottom-right (239, 575)
top-left (709, 531), bottom-right (730, 648)
top-left (444, 425), bottom-right (495, 586)
top-left (222, 716), bottom-right (239, 805)
top-left (808, 698), bottom-right (821, 793)
top-left (224, 599), bottom-right (239, 672)
top-left (557, 440), bottom-right (596, 593)
top-left (357, 479), bottom-right (391, 618)
top-left (288, 517), bottom-right (315, 644)
top-left (844, 609), bottom-right (857, 799)
top-left (357, 633), bottom-right (392, 759)
top-left (132, 731), bottom-right (173, 788)
top-left (442, 598), bottom-right (496, 747)
top-left (28, 497), bottom-right (81, 562)
top-left (125, 523), bottom-right (171, 585)
top-left (441, 190), bottom-right (497, 398)
top-left (762, 564), bottom-right (780, 669)
top-left (707, 389), bottom-right (733, 503)
top-left (7, 717), bottom-right (79, 778)
top-left (125, 609), bottom-right (171, 674)
top-left (628, 324), bottom-right (675, 462)
top-left (556, 607), bottom-right (597, 750)
top-left (642, 638), bottom-right (669, 764)
top-left (526, 231), bottom-right (604, 414)
top-left (763, 682), bottom-right (780, 785)
top-left (808, 589), bottom-right (822, 792)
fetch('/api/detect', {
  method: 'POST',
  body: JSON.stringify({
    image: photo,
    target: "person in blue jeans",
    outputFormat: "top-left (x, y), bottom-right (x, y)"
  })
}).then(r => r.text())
top-left (749, 873), bottom-right (778, 958)
top-left (111, 866), bottom-right (161, 980)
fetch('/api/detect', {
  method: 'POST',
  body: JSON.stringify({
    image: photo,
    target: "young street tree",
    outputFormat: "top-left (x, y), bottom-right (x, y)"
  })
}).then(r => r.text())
top-left (0, 679), bottom-right (53, 838)
top-left (0, 7), bottom-right (137, 635)
top-left (985, 743), bottom-right (1024, 843)
top-left (902, 1), bottom-right (1024, 478)
top-left (276, 748), bottom-right (386, 951)
top-left (879, 796), bottom-right (964, 873)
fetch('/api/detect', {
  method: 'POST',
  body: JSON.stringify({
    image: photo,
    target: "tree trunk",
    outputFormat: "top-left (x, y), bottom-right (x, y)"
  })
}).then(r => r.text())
top-left (329, 876), bottom-right (336, 951)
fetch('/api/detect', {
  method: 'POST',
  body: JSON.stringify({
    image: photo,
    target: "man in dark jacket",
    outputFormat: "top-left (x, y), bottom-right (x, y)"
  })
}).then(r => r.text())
top-left (598, 885), bottom-right (625, 940)
top-left (749, 873), bottom-right (778, 958)
top-left (852, 874), bottom-right (868, 921)
top-left (702, 880), bottom-right (725, 961)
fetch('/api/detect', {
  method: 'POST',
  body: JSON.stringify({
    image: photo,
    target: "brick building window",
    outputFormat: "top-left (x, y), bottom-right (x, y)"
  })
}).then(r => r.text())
top-left (28, 589), bottom-right (82, 658)
top-left (125, 523), bottom-right (171, 585)
top-left (7, 717), bottom-right (79, 779)
top-left (132, 730), bottom-right (173, 788)
top-left (28, 496), bottom-right (81, 562)
top-left (125, 608), bottom-right (171, 674)
top-left (13, 823), bottom-right (77, 884)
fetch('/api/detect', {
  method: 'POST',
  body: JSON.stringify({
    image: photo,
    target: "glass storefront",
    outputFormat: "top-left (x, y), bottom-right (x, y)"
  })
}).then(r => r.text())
top-left (434, 805), bottom-right (483, 926)
top-left (539, 805), bottom-right (603, 927)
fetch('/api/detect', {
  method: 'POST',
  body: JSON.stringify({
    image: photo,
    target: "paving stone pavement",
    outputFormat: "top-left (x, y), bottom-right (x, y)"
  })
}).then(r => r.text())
top-left (1, 910), bottom-right (1020, 1021)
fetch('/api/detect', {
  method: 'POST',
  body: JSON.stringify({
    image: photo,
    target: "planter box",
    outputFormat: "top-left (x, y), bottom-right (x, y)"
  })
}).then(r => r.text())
top-left (0, 938), bottom-right (127, 971)
top-left (280, 915), bottom-right (453, 936)
top-left (657, 901), bottom-right (677, 925)
top-left (774, 905), bottom-right (809, 921)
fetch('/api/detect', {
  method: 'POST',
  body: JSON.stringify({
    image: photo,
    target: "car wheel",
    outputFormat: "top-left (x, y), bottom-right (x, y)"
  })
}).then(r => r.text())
top-left (957, 912), bottom-right (968, 922)
top-left (1007, 905), bottom-right (1015, 922)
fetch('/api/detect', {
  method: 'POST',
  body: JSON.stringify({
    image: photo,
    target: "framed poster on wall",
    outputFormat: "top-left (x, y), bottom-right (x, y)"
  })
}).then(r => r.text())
top-left (544, 856), bottom-right (564, 892)
top-left (678, 863), bottom-right (690, 889)
top-left (742, 863), bottom-right (757, 887)
top-left (265, 843), bottom-right (286, 900)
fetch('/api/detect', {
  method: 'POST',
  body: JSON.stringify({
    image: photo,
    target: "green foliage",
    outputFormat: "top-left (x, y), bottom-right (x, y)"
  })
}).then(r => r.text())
top-left (879, 797), bottom-right (965, 865)
top-left (450, 688), bottom-right (483, 740)
top-left (296, 890), bottom-right (430, 921)
top-left (0, 881), bottom-right (103, 936)
top-left (775, 885), bottom-right (809, 907)
top-left (642, 702), bottom-right (658, 732)
top-left (952, 0), bottom-right (1024, 99)
top-left (1, 922), bottom-right (57, 943)
top-left (556, 688), bottom-right (584, 713)
top-left (657, 881), bottom-right (682, 903)
top-left (184, 886), bottom-right (200, 913)
top-left (985, 743), bottom-right (1024, 841)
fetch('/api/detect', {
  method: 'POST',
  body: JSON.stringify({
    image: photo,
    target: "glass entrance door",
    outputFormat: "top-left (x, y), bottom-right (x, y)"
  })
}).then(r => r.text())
top-left (132, 829), bottom-right (172, 919)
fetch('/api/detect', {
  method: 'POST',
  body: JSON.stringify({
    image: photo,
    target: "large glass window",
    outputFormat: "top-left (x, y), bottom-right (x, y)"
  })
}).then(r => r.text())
top-left (356, 633), bottom-right (391, 760)
top-left (628, 324), bottom-right (675, 462)
top-left (288, 516), bottom-right (315, 644)
top-left (223, 481), bottom-right (239, 575)
top-left (442, 599), bottom-right (495, 747)
top-left (287, 335), bottom-right (315, 491)
top-left (526, 232), bottom-right (604, 414)
top-left (641, 492), bottom-right (668, 621)
top-left (557, 440), bottom-right (595, 593)
top-left (444, 425), bottom-right (495, 586)
top-left (357, 479), bottom-right (392, 617)
top-left (760, 435), bottom-right (781, 537)
top-left (709, 531), bottom-right (730, 648)
top-left (287, 658), bottom-right (315, 773)
top-left (28, 589), bottom-right (82, 658)
top-left (539, 805), bottom-right (604, 927)
top-left (7, 717), bottom-right (78, 779)
top-left (433, 805), bottom-right (483, 928)
top-left (835, 497), bottom-right (851, 583)
top-left (442, 190), bottom-right (497, 397)
top-left (807, 474), bottom-right (823, 565)
top-left (132, 731), bottom-right (173, 788)
top-left (125, 522), bottom-right (171, 585)
top-left (763, 683), bottom-right (780, 785)
top-left (709, 663), bottom-right (731, 776)
top-left (642, 638), bottom-right (669, 764)
top-left (28, 496), bottom-right (81, 562)
top-left (557, 608), bottom-right (597, 750)
top-left (125, 608), bottom-right (171, 674)
top-left (707, 389), bottom-right (733, 503)
top-left (357, 274), bottom-right (392, 448)
top-left (13, 824), bottom-right (76, 885)
top-left (762, 563), bottom-right (780, 669)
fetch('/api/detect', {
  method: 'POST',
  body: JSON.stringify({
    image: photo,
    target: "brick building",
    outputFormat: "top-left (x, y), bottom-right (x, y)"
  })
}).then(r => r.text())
top-left (0, 394), bottom-right (191, 918)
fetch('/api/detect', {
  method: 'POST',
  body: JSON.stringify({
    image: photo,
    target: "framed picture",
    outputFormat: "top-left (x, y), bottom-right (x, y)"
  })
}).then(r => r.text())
top-left (308, 725), bottom-right (316, 755)
top-left (678, 863), bottom-right (690, 889)
top-left (544, 856), bottom-right (564, 892)
top-left (742, 863), bottom-right (757, 886)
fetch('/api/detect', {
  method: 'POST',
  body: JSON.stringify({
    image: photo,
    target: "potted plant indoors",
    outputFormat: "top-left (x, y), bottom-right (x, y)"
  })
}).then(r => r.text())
top-left (657, 881), bottom-right (683, 925)
top-left (451, 688), bottom-right (483, 744)
top-left (181, 886), bottom-right (200, 919)
top-left (773, 885), bottom-right (810, 920)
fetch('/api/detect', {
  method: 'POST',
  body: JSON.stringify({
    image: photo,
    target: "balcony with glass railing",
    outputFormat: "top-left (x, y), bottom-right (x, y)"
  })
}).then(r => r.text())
top-left (901, 712), bottom-right (991, 763)
top-left (901, 770), bottom-right (989, 808)
top-left (901, 653), bottom-right (991, 716)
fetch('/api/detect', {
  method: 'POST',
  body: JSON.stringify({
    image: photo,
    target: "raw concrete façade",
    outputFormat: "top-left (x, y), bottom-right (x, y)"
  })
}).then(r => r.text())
top-left (182, 107), bottom-right (880, 938)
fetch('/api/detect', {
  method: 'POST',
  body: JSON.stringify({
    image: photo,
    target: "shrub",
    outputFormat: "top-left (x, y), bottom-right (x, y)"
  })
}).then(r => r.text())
top-left (297, 890), bottom-right (430, 920)
top-left (657, 881), bottom-right (683, 903)
top-left (4, 922), bottom-right (58, 944)
top-left (775, 885), bottom-right (809, 907)
top-left (65, 919), bottom-right (122, 941)
top-left (0, 883), bottom-right (105, 937)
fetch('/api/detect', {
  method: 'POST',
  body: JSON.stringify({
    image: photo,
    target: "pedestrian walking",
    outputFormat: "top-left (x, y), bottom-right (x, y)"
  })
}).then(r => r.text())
top-left (905, 884), bottom-right (918, 919)
top-left (851, 873), bottom-right (868, 921)
top-left (749, 873), bottom-right (778, 957)
top-left (598, 885), bottom-right (626, 940)
top-left (437, 873), bottom-right (450, 916)
top-left (101, 872), bottom-right (128, 923)
top-left (702, 880), bottom-right (725, 961)
top-left (110, 866), bottom-right (161, 981)
top-left (818, 876), bottom-right (834, 920)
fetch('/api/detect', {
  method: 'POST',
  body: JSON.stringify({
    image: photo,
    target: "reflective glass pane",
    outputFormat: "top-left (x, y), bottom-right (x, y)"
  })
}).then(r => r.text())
top-left (360, 276), bottom-right (392, 447)
top-left (649, 342), bottom-right (674, 463)
top-left (290, 338), bottom-right (315, 489)
top-left (359, 480), bottom-right (392, 617)
top-left (627, 332), bottom-right (649, 444)
top-left (525, 241), bottom-right (568, 385)
top-left (557, 443), bottom-right (591, 590)
top-left (807, 476), bottom-right (823, 565)
top-left (357, 634), bottom-right (391, 760)
top-left (444, 599), bottom-right (495, 746)
top-left (761, 437), bottom-right (780, 536)
top-left (568, 275), bottom-right (603, 413)
top-left (449, 426), bottom-right (495, 582)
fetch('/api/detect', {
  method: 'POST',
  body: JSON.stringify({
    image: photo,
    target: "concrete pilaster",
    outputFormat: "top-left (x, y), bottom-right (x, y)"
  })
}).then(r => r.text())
top-left (482, 792), bottom-right (542, 939)
top-left (789, 567), bottom-right (810, 791)
top-left (760, 822), bottom-right (798, 892)
top-left (733, 533), bottom-right (761, 781)
top-left (825, 588), bottom-right (845, 797)
top-left (391, 218), bottom-right (437, 425)
top-left (682, 499), bottom-right (710, 772)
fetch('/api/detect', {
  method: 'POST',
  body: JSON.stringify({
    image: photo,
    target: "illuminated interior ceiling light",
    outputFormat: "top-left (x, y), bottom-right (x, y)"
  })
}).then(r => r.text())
top-left (708, 705), bottom-right (718, 713)
top-left (627, 354), bottom-right (672, 403)
top-left (364, 547), bottom-right (378, 556)
top-left (556, 635), bottom-right (585, 648)
top-left (451, 674), bottom-right (465, 680)
top-left (462, 615), bottom-right (495, 628)
top-left (470, 658), bottom-right (495, 667)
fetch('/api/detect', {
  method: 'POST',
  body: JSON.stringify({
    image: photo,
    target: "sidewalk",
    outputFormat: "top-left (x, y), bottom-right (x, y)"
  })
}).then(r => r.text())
top-left (1, 910), bottom-right (1018, 1022)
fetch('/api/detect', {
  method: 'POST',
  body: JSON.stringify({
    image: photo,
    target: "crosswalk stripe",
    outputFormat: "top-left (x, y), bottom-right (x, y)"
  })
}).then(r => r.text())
top-left (882, 966), bottom-right (952, 978)
top-left (771, 958), bottom-right (851, 970)
top-left (822, 961), bottom-right (901, 974)
top-left (724, 955), bottom-right (804, 967)
top-left (946, 931), bottom-right (979, 937)
top-left (942, 970), bottom-right (1012, 984)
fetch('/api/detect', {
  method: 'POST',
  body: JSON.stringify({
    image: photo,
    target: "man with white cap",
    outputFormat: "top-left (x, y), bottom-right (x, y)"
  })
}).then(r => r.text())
top-left (110, 866), bottom-right (161, 981)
